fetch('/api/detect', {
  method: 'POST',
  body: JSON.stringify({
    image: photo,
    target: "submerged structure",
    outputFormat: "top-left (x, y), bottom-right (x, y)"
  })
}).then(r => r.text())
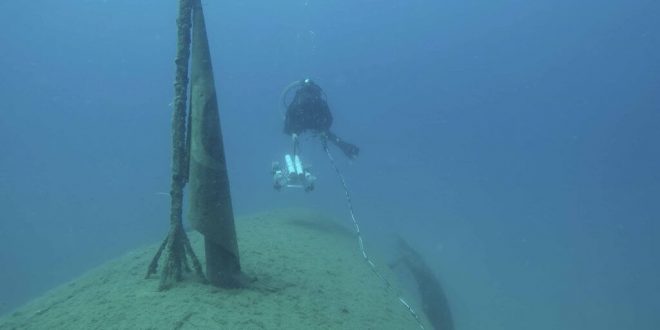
top-left (186, 0), bottom-right (242, 288)
top-left (392, 238), bottom-right (455, 330)
top-left (0, 209), bottom-right (428, 329)
top-left (146, 0), bottom-right (241, 289)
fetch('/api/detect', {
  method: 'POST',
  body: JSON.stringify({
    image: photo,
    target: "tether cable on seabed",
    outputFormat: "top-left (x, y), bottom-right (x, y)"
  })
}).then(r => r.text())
top-left (323, 144), bottom-right (426, 329)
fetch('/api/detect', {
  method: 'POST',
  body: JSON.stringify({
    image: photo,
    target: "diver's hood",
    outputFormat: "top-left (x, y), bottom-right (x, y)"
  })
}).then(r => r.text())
top-left (280, 78), bottom-right (326, 110)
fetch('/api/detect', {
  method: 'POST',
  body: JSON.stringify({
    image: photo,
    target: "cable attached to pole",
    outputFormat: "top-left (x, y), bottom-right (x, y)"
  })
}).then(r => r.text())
top-left (323, 143), bottom-right (426, 329)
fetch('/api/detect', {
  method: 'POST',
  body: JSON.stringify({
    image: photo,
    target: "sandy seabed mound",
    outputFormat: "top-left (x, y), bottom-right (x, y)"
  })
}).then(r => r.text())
top-left (0, 209), bottom-right (425, 329)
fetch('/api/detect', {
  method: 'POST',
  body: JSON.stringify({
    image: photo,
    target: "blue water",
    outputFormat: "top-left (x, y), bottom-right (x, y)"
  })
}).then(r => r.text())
top-left (1, 0), bottom-right (658, 329)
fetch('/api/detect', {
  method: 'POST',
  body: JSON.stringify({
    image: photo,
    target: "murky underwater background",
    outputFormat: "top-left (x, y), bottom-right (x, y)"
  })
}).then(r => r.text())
top-left (1, 1), bottom-right (659, 329)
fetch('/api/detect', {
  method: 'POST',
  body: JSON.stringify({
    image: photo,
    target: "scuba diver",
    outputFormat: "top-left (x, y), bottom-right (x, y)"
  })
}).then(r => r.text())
top-left (272, 78), bottom-right (359, 192)
top-left (282, 78), bottom-right (360, 159)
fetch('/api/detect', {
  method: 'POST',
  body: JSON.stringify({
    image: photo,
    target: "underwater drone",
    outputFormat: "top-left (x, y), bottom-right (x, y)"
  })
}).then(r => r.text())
top-left (272, 154), bottom-right (316, 192)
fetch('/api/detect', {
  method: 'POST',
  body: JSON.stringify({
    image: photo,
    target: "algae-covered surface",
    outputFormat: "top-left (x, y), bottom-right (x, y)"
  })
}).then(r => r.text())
top-left (0, 209), bottom-right (425, 329)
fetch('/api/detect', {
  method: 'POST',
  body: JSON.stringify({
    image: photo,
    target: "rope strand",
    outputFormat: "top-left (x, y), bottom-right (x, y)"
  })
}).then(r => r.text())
top-left (323, 145), bottom-right (425, 329)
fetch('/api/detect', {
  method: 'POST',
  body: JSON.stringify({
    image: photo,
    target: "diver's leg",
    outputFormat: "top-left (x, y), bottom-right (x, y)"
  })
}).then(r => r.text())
top-left (292, 133), bottom-right (299, 156)
top-left (326, 131), bottom-right (360, 159)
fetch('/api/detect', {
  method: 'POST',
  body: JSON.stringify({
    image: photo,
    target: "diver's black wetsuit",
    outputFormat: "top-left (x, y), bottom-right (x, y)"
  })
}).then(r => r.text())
top-left (284, 80), bottom-right (360, 159)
